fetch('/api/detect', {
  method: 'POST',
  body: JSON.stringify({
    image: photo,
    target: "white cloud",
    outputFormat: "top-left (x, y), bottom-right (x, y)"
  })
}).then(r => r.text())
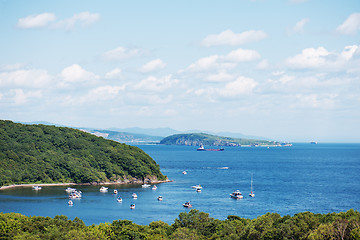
top-left (88, 85), bottom-right (126, 101)
top-left (285, 47), bottom-right (331, 68)
top-left (17, 13), bottom-right (56, 29)
top-left (140, 59), bottom-right (166, 72)
top-left (10, 89), bottom-right (42, 105)
top-left (103, 47), bottom-right (142, 61)
top-left (54, 12), bottom-right (100, 30)
top-left (60, 64), bottom-right (98, 83)
top-left (293, 18), bottom-right (309, 33)
top-left (135, 75), bottom-right (179, 92)
top-left (205, 71), bottom-right (234, 82)
top-left (1, 63), bottom-right (23, 71)
top-left (220, 76), bottom-right (258, 97)
top-left (185, 48), bottom-right (261, 72)
top-left (0, 69), bottom-right (52, 88)
top-left (336, 13), bottom-right (360, 35)
top-left (293, 94), bottom-right (337, 109)
top-left (285, 45), bottom-right (360, 70)
top-left (225, 48), bottom-right (261, 62)
top-left (105, 68), bottom-right (122, 79)
top-left (256, 59), bottom-right (269, 69)
top-left (201, 29), bottom-right (267, 47)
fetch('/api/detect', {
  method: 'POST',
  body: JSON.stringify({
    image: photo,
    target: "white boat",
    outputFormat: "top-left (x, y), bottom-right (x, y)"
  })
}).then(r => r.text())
top-left (117, 197), bottom-right (122, 202)
top-left (230, 190), bottom-right (243, 199)
top-left (182, 171), bottom-right (187, 175)
top-left (142, 184), bottom-right (151, 188)
top-left (183, 201), bottom-right (192, 208)
top-left (68, 200), bottom-right (73, 206)
top-left (249, 175), bottom-right (255, 198)
top-left (114, 189), bottom-right (118, 194)
top-left (192, 184), bottom-right (202, 189)
top-left (65, 187), bottom-right (76, 193)
top-left (69, 190), bottom-right (82, 199)
top-left (32, 186), bottom-right (42, 190)
top-left (130, 203), bottom-right (135, 209)
top-left (100, 186), bottom-right (108, 192)
top-left (196, 188), bottom-right (201, 192)
top-left (132, 193), bottom-right (137, 199)
top-left (152, 185), bottom-right (157, 190)
top-left (157, 196), bottom-right (163, 201)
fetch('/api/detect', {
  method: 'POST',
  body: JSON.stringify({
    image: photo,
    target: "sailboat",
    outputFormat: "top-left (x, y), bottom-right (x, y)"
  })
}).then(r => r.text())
top-left (249, 175), bottom-right (255, 197)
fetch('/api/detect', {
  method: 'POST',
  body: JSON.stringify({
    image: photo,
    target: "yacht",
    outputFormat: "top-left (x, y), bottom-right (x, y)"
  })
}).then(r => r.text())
top-left (65, 187), bottom-right (76, 193)
top-left (100, 186), bottom-right (108, 192)
top-left (182, 171), bottom-right (187, 175)
top-left (192, 184), bottom-right (202, 189)
top-left (32, 186), bottom-right (42, 190)
top-left (68, 200), bottom-right (73, 206)
top-left (130, 203), bottom-right (135, 209)
top-left (117, 197), bottom-right (122, 202)
top-left (152, 185), bottom-right (157, 190)
top-left (142, 184), bottom-right (151, 188)
top-left (230, 190), bottom-right (243, 199)
top-left (183, 201), bottom-right (192, 208)
top-left (157, 196), bottom-right (163, 201)
top-left (132, 193), bottom-right (138, 199)
top-left (113, 189), bottom-right (118, 194)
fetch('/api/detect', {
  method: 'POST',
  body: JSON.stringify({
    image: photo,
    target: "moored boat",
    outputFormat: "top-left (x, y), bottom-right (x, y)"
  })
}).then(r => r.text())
top-left (152, 185), bottom-right (157, 190)
top-left (183, 201), bottom-right (192, 208)
top-left (142, 184), bottom-right (151, 188)
top-left (197, 144), bottom-right (224, 151)
top-left (132, 193), bottom-right (138, 199)
top-left (230, 190), bottom-right (243, 199)
top-left (130, 203), bottom-right (135, 209)
top-left (113, 189), bottom-right (118, 194)
top-left (157, 196), bottom-right (163, 201)
top-left (32, 186), bottom-right (42, 191)
top-left (100, 186), bottom-right (108, 192)
top-left (117, 197), bottom-right (122, 202)
top-left (182, 170), bottom-right (187, 175)
top-left (192, 184), bottom-right (202, 189)
top-left (68, 200), bottom-right (73, 206)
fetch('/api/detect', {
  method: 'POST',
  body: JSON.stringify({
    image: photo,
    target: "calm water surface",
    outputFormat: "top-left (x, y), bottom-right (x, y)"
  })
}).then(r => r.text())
top-left (1, 143), bottom-right (359, 225)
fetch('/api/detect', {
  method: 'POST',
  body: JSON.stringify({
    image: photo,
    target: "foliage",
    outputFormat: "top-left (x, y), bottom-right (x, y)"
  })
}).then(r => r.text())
top-left (1, 209), bottom-right (359, 239)
top-left (160, 133), bottom-right (278, 146)
top-left (0, 120), bottom-right (166, 186)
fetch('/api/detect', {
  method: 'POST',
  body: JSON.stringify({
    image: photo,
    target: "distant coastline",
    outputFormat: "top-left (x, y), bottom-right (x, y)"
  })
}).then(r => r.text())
top-left (0, 179), bottom-right (172, 191)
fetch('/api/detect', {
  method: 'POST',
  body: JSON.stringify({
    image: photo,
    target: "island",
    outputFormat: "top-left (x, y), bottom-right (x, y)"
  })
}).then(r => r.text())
top-left (0, 120), bottom-right (167, 188)
top-left (160, 133), bottom-right (280, 147)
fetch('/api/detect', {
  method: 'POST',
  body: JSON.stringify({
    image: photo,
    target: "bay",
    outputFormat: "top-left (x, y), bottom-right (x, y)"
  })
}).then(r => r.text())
top-left (0, 143), bottom-right (359, 225)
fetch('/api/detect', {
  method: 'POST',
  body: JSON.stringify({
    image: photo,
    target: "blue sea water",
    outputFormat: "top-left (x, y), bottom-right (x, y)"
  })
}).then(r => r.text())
top-left (0, 143), bottom-right (359, 226)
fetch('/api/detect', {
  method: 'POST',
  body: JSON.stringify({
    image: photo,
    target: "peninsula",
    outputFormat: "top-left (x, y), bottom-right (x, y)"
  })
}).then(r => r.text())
top-left (160, 133), bottom-right (279, 147)
top-left (0, 120), bottom-right (167, 188)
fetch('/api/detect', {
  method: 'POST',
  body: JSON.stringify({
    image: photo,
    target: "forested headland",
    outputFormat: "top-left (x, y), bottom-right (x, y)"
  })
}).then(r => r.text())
top-left (1, 209), bottom-right (359, 239)
top-left (0, 120), bottom-right (166, 187)
top-left (160, 133), bottom-right (279, 147)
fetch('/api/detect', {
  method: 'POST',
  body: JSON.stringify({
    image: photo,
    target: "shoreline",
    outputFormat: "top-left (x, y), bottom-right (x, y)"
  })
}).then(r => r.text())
top-left (0, 179), bottom-right (172, 191)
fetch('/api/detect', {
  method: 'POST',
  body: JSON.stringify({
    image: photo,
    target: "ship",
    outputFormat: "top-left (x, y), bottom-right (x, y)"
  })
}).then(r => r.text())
top-left (197, 145), bottom-right (224, 151)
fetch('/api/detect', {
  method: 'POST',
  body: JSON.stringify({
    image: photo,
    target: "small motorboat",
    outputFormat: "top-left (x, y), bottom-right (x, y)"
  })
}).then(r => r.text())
top-left (113, 189), bottom-right (118, 194)
top-left (192, 184), bottom-right (202, 189)
top-left (65, 187), bottom-right (76, 193)
top-left (141, 184), bottom-right (151, 188)
top-left (152, 185), bottom-right (157, 190)
top-left (183, 201), bottom-right (192, 208)
top-left (182, 171), bottom-right (187, 175)
top-left (68, 200), bottom-right (73, 206)
top-left (130, 203), bottom-right (135, 209)
top-left (69, 191), bottom-right (82, 199)
top-left (196, 188), bottom-right (201, 192)
top-left (230, 190), bottom-right (243, 199)
top-left (32, 186), bottom-right (42, 190)
top-left (117, 197), bottom-right (122, 202)
top-left (132, 193), bottom-right (138, 199)
top-left (100, 186), bottom-right (108, 192)
top-left (157, 196), bottom-right (163, 201)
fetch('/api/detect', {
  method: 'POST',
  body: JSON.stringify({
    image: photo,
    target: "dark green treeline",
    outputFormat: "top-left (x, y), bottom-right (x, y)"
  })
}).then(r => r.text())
top-left (0, 120), bottom-right (166, 186)
top-left (1, 209), bottom-right (360, 239)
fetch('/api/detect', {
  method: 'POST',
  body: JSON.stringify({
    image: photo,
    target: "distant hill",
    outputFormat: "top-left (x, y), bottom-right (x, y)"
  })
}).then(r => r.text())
top-left (160, 133), bottom-right (279, 146)
top-left (84, 129), bottom-right (163, 144)
top-left (0, 120), bottom-right (166, 187)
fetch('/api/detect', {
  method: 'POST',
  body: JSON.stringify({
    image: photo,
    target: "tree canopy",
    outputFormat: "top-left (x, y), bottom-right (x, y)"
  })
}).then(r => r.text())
top-left (0, 120), bottom-right (166, 186)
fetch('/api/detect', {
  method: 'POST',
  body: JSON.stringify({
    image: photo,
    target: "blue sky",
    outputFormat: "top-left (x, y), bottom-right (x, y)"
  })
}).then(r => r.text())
top-left (0, 0), bottom-right (359, 142)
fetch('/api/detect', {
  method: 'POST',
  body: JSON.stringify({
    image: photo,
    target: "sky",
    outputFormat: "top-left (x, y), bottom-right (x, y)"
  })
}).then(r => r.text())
top-left (0, 0), bottom-right (360, 142)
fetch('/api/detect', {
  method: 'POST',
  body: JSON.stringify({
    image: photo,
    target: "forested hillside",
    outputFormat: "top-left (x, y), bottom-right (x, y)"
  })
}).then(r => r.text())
top-left (160, 133), bottom-right (278, 146)
top-left (1, 209), bottom-right (359, 239)
top-left (0, 120), bottom-right (166, 186)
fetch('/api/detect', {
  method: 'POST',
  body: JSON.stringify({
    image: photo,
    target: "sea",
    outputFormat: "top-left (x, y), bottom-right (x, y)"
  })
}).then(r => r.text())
top-left (0, 143), bottom-right (359, 226)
